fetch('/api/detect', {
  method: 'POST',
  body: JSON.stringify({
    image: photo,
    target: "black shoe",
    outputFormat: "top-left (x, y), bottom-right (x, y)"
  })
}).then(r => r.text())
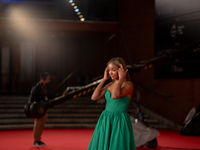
top-left (33, 141), bottom-right (46, 147)
top-left (39, 141), bottom-right (46, 146)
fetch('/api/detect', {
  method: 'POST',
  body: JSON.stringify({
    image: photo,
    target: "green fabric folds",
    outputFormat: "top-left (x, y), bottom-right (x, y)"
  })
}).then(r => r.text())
top-left (88, 90), bottom-right (136, 150)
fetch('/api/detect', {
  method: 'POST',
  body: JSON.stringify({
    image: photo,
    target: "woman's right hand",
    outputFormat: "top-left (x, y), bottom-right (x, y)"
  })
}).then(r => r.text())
top-left (103, 67), bottom-right (109, 80)
top-left (91, 67), bottom-right (109, 101)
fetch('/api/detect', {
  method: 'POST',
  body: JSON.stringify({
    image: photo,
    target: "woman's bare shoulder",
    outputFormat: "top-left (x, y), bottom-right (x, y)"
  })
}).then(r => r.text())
top-left (123, 81), bottom-right (134, 93)
top-left (123, 81), bottom-right (133, 87)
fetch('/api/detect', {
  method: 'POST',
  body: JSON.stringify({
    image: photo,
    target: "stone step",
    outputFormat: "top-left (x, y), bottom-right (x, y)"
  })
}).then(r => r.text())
top-left (0, 107), bottom-right (105, 112)
top-left (1, 118), bottom-right (99, 124)
top-left (0, 116), bottom-right (159, 127)
top-left (0, 97), bottom-right (90, 101)
top-left (0, 104), bottom-right (106, 109)
top-left (0, 122), bottom-right (169, 131)
top-left (0, 114), bottom-right (156, 125)
top-left (0, 123), bottom-right (96, 130)
top-left (0, 119), bottom-right (165, 130)
top-left (0, 113), bottom-right (101, 118)
top-left (148, 124), bottom-right (169, 129)
top-left (0, 96), bottom-right (169, 130)
top-left (144, 118), bottom-right (160, 124)
top-left (0, 99), bottom-right (95, 104)
top-left (0, 109), bottom-right (136, 116)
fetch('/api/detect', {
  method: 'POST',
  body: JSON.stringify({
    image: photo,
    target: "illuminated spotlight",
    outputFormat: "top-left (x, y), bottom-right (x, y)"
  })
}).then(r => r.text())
top-left (69, 2), bottom-right (85, 22)
top-left (80, 18), bottom-right (85, 21)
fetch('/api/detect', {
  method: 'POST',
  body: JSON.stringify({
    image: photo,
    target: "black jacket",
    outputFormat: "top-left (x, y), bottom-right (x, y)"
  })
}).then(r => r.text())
top-left (28, 82), bottom-right (55, 103)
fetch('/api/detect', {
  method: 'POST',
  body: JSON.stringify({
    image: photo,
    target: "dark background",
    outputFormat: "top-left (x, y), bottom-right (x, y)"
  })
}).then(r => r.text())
top-left (155, 0), bottom-right (200, 78)
top-left (0, 0), bottom-right (200, 125)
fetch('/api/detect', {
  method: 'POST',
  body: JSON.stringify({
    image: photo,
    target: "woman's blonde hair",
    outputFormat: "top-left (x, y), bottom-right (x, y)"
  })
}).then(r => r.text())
top-left (107, 57), bottom-right (131, 81)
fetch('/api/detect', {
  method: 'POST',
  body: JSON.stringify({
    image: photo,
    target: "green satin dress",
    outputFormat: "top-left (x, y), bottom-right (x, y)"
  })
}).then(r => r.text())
top-left (88, 90), bottom-right (136, 150)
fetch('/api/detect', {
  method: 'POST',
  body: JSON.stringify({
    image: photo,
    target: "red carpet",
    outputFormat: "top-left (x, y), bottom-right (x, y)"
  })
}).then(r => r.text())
top-left (0, 129), bottom-right (200, 150)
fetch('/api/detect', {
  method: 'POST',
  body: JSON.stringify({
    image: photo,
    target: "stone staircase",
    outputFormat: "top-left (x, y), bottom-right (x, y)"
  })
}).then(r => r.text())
top-left (0, 96), bottom-right (181, 130)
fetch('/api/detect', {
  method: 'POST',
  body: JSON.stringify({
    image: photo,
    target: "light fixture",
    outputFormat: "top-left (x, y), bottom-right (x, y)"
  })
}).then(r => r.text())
top-left (80, 18), bottom-right (85, 21)
top-left (69, 2), bottom-right (85, 21)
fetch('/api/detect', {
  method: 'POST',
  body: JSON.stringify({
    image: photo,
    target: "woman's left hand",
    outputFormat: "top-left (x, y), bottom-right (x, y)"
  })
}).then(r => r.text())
top-left (118, 64), bottom-right (128, 80)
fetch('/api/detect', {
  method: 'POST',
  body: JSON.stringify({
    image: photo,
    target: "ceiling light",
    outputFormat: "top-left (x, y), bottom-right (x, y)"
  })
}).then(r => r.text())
top-left (80, 18), bottom-right (85, 21)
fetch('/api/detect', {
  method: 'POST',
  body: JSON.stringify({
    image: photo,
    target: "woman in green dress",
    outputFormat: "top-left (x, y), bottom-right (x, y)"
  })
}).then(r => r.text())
top-left (88, 57), bottom-right (136, 150)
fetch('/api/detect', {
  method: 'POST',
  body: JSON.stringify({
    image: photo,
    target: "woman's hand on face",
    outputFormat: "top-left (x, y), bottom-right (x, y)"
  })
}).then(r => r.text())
top-left (103, 67), bottom-right (109, 80)
top-left (118, 64), bottom-right (127, 80)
